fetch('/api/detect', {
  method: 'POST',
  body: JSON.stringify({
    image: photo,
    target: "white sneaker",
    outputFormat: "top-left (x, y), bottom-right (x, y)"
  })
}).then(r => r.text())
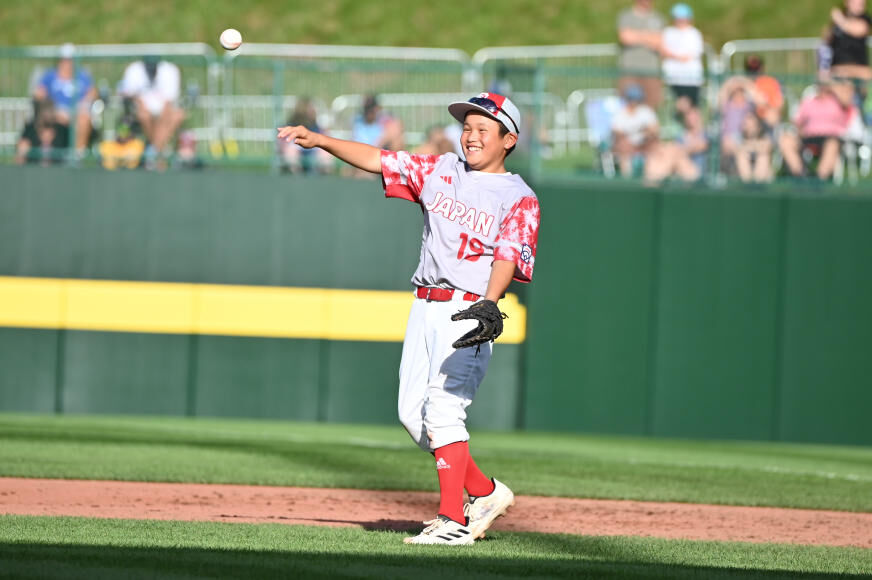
top-left (403, 515), bottom-right (475, 545)
top-left (464, 478), bottom-right (515, 539)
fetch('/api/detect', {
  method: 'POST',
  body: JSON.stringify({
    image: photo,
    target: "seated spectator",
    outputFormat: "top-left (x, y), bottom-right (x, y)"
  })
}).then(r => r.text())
top-left (279, 98), bottom-right (333, 174)
top-left (32, 43), bottom-right (96, 155)
top-left (413, 125), bottom-right (457, 156)
top-left (351, 95), bottom-right (404, 151)
top-left (661, 3), bottom-right (705, 114)
top-left (16, 100), bottom-right (67, 166)
top-left (734, 112), bottom-right (774, 183)
top-left (173, 130), bottom-right (205, 170)
top-left (611, 83), bottom-right (660, 177)
top-left (118, 55), bottom-right (185, 160)
top-left (98, 116), bottom-right (145, 170)
top-left (778, 82), bottom-right (856, 180)
top-left (744, 55), bottom-right (785, 130)
top-left (348, 95), bottom-right (404, 177)
top-left (644, 106), bottom-right (708, 184)
top-left (718, 77), bottom-right (755, 174)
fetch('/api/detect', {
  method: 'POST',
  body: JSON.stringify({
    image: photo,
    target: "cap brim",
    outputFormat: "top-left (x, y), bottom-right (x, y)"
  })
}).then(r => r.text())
top-left (448, 101), bottom-right (518, 134)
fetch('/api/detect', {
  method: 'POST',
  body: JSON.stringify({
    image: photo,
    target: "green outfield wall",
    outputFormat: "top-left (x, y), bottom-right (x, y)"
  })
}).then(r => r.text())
top-left (1, 166), bottom-right (870, 444)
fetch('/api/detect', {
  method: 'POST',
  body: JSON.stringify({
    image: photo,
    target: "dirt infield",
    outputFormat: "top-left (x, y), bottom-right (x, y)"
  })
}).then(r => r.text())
top-left (2, 477), bottom-right (871, 548)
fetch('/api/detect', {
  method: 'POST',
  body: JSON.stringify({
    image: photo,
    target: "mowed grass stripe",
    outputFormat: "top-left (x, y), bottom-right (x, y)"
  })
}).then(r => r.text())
top-left (0, 276), bottom-right (527, 342)
top-left (1, 515), bottom-right (870, 579)
top-left (1, 414), bottom-right (871, 511)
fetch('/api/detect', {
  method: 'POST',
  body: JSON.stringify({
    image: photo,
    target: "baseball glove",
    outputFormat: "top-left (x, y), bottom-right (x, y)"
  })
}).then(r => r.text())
top-left (451, 299), bottom-right (508, 349)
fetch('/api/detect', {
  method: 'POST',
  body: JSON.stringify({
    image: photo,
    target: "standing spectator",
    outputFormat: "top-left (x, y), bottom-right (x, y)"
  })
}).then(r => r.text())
top-left (118, 55), bottom-right (185, 162)
top-left (824, 0), bottom-right (872, 116)
top-left (660, 3), bottom-right (705, 115)
top-left (618, 0), bottom-right (666, 109)
top-left (778, 82), bottom-right (855, 180)
top-left (743, 55), bottom-right (785, 130)
top-left (644, 105), bottom-right (707, 184)
top-left (611, 83), bottom-right (660, 177)
top-left (279, 98), bottom-right (333, 174)
top-left (32, 43), bottom-right (96, 155)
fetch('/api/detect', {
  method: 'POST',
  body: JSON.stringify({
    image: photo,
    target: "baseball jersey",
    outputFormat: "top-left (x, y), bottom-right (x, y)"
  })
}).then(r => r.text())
top-left (381, 150), bottom-right (540, 297)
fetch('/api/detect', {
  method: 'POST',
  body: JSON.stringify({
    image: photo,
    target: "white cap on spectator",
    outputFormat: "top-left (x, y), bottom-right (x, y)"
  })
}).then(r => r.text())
top-left (60, 43), bottom-right (76, 59)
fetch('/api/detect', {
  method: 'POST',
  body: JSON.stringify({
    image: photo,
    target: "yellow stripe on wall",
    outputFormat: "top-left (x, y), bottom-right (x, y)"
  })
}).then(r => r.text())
top-left (0, 276), bottom-right (526, 344)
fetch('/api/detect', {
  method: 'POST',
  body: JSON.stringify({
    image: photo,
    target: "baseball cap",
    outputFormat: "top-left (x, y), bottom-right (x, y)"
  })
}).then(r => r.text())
top-left (448, 93), bottom-right (521, 135)
top-left (671, 3), bottom-right (693, 19)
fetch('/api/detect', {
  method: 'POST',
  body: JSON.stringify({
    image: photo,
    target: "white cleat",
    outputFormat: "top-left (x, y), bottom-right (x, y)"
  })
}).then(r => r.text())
top-left (464, 478), bottom-right (515, 539)
top-left (404, 515), bottom-right (475, 545)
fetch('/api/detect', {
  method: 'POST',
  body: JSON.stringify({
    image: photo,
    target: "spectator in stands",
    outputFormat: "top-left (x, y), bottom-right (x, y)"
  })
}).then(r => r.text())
top-left (32, 43), bottom-right (96, 155)
top-left (351, 95), bottom-right (404, 150)
top-left (617, 0), bottom-right (666, 109)
top-left (733, 111), bottom-right (774, 183)
top-left (778, 81), bottom-right (856, 180)
top-left (660, 3), bottom-right (705, 115)
top-left (118, 55), bottom-right (185, 164)
top-left (644, 105), bottom-right (707, 184)
top-left (172, 130), bottom-right (205, 170)
top-left (98, 116), bottom-right (145, 171)
top-left (717, 76), bottom-right (755, 175)
top-left (15, 100), bottom-right (66, 166)
top-left (823, 0), bottom-right (871, 111)
top-left (743, 55), bottom-right (785, 130)
top-left (413, 125), bottom-right (456, 156)
top-left (611, 83), bottom-right (660, 177)
top-left (279, 98), bottom-right (333, 174)
top-left (349, 95), bottom-right (404, 177)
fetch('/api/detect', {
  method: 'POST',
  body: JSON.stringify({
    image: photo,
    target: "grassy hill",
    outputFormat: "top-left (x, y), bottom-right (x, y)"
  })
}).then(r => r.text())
top-left (3, 0), bottom-right (832, 54)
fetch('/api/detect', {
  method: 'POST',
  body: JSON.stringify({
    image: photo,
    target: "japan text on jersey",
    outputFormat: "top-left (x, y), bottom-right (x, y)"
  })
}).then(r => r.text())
top-left (381, 151), bottom-right (540, 297)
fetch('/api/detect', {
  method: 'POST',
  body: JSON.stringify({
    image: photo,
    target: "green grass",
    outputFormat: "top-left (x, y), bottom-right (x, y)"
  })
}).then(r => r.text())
top-left (1, 0), bottom-right (837, 55)
top-left (2, 414), bottom-right (872, 511)
top-left (1, 515), bottom-right (870, 579)
top-left (2, 414), bottom-right (871, 578)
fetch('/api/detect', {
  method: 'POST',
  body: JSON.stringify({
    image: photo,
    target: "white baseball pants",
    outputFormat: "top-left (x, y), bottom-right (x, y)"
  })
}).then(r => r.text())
top-left (397, 295), bottom-right (493, 451)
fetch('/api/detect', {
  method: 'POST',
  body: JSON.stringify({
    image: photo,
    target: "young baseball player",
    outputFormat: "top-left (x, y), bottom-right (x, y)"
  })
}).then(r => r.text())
top-left (278, 92), bottom-right (540, 545)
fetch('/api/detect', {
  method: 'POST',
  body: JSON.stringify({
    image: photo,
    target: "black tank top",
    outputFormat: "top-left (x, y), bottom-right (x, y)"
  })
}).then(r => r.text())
top-left (830, 12), bottom-right (872, 67)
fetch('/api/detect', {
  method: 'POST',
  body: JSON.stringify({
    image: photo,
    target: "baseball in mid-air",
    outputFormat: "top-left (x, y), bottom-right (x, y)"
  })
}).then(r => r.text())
top-left (219, 28), bottom-right (243, 51)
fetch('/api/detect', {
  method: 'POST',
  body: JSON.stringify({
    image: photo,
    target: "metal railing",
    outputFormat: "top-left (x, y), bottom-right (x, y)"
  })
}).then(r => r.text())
top-left (1, 40), bottom-right (869, 186)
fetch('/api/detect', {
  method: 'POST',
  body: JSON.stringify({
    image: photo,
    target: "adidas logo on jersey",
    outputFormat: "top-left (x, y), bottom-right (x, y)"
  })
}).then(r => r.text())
top-left (440, 175), bottom-right (453, 185)
top-left (435, 457), bottom-right (451, 470)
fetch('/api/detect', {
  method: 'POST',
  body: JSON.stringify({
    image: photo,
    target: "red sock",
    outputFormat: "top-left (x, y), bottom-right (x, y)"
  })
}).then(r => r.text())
top-left (434, 441), bottom-right (469, 524)
top-left (465, 455), bottom-right (496, 498)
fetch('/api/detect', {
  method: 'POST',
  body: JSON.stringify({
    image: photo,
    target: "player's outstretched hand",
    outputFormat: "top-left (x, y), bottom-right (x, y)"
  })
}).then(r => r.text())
top-left (451, 300), bottom-right (507, 349)
top-left (277, 125), bottom-right (322, 149)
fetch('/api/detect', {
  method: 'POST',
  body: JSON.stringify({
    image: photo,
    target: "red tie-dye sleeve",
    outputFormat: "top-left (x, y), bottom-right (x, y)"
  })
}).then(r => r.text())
top-left (380, 150), bottom-right (441, 203)
top-left (493, 196), bottom-right (540, 283)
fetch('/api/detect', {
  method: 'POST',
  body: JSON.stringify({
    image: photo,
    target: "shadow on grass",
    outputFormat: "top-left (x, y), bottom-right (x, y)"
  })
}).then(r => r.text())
top-left (0, 541), bottom-right (863, 580)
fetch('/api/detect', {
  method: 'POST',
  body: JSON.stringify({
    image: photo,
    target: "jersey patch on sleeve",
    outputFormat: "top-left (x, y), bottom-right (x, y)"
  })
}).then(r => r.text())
top-left (493, 196), bottom-right (540, 283)
top-left (381, 150), bottom-right (441, 203)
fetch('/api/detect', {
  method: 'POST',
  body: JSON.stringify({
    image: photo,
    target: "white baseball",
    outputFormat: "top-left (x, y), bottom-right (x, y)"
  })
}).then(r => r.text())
top-left (219, 28), bottom-right (243, 51)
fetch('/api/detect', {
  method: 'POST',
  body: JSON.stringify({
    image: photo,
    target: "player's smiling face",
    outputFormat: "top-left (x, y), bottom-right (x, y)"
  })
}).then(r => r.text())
top-left (461, 112), bottom-right (517, 173)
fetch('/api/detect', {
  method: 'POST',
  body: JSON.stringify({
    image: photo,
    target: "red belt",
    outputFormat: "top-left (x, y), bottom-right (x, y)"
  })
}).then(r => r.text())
top-left (416, 286), bottom-right (480, 302)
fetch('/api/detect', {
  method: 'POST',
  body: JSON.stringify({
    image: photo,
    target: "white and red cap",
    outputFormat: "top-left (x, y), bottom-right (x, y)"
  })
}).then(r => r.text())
top-left (448, 93), bottom-right (521, 136)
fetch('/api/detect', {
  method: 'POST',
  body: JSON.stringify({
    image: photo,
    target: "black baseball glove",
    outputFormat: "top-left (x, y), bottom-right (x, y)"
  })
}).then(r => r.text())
top-left (451, 299), bottom-right (508, 349)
